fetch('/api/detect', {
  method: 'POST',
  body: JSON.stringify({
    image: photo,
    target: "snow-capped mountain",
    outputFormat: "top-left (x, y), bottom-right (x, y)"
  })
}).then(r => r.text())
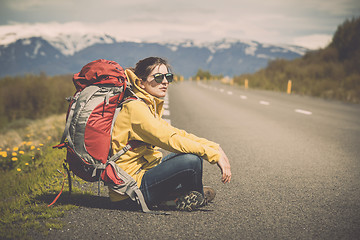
top-left (0, 31), bottom-right (308, 78)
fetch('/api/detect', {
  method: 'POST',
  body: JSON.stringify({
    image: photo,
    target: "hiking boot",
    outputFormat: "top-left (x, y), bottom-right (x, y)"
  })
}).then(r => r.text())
top-left (175, 191), bottom-right (206, 212)
top-left (203, 186), bottom-right (216, 203)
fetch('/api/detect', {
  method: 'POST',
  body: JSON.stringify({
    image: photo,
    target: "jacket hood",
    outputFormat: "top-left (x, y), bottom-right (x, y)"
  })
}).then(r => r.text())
top-left (125, 69), bottom-right (164, 117)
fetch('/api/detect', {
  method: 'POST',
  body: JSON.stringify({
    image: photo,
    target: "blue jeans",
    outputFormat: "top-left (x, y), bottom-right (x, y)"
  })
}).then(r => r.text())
top-left (140, 153), bottom-right (204, 206)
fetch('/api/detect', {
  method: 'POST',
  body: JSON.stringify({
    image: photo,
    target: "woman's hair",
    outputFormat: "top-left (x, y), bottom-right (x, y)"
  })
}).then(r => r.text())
top-left (133, 57), bottom-right (171, 81)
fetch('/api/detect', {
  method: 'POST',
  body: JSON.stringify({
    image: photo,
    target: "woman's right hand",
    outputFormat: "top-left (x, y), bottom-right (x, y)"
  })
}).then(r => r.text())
top-left (217, 146), bottom-right (231, 183)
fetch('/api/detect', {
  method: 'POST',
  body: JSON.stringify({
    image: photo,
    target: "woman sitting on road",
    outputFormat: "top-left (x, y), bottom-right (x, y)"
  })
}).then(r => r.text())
top-left (110, 57), bottom-right (231, 211)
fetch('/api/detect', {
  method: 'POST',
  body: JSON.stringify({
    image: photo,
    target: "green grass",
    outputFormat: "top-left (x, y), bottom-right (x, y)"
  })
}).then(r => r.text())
top-left (0, 114), bottom-right (96, 239)
top-left (0, 145), bottom-right (72, 239)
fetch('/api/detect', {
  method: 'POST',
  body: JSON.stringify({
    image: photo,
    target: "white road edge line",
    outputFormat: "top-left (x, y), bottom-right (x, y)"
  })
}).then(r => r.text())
top-left (295, 109), bottom-right (312, 115)
top-left (240, 95), bottom-right (247, 100)
top-left (163, 94), bottom-right (171, 123)
top-left (163, 109), bottom-right (170, 116)
top-left (259, 101), bottom-right (270, 105)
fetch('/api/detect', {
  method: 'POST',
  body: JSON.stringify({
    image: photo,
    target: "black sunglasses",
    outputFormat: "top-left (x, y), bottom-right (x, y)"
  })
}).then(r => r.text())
top-left (152, 73), bottom-right (174, 83)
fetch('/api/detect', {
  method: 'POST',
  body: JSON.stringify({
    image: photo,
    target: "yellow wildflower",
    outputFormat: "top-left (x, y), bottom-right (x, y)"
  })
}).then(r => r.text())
top-left (19, 151), bottom-right (25, 155)
top-left (17, 168), bottom-right (22, 172)
top-left (12, 157), bottom-right (18, 161)
top-left (30, 146), bottom-right (35, 150)
top-left (37, 148), bottom-right (41, 151)
top-left (12, 152), bottom-right (17, 156)
top-left (25, 163), bottom-right (29, 166)
top-left (13, 147), bottom-right (19, 151)
top-left (39, 143), bottom-right (44, 147)
top-left (1, 151), bottom-right (7, 158)
top-left (27, 142), bottom-right (33, 146)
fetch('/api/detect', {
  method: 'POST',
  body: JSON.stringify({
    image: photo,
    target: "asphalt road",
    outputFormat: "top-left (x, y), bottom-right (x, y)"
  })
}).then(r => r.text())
top-left (42, 81), bottom-right (360, 240)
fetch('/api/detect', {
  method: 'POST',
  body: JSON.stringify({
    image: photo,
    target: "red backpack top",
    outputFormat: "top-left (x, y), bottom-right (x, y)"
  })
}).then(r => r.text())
top-left (73, 59), bottom-right (126, 91)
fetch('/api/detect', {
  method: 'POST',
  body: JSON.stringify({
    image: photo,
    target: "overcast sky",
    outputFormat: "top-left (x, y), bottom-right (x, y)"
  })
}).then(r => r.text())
top-left (0, 0), bottom-right (359, 49)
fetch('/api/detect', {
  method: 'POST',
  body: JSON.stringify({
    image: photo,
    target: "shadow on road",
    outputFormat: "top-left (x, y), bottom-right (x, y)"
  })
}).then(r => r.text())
top-left (36, 192), bottom-right (142, 212)
top-left (37, 192), bottom-right (215, 213)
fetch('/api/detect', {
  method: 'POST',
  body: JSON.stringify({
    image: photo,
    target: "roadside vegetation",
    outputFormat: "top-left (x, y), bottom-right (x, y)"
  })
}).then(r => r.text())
top-left (234, 17), bottom-right (360, 103)
top-left (0, 113), bottom-right (110, 239)
top-left (0, 114), bottom-right (71, 239)
top-left (0, 73), bottom-right (73, 129)
top-left (193, 69), bottom-right (223, 80)
top-left (0, 75), bottom-right (91, 239)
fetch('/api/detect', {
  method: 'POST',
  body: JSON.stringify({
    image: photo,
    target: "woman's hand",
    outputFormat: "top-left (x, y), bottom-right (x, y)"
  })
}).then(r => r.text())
top-left (217, 146), bottom-right (231, 183)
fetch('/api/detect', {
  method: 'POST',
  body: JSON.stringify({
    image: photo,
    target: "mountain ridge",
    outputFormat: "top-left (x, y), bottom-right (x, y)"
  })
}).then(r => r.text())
top-left (0, 33), bottom-right (308, 78)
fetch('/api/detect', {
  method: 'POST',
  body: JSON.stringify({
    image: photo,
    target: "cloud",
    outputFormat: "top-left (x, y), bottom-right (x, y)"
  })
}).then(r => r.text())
top-left (0, 0), bottom-right (359, 49)
top-left (0, 20), bottom-right (338, 50)
top-left (6, 0), bottom-right (70, 11)
top-left (292, 34), bottom-right (333, 49)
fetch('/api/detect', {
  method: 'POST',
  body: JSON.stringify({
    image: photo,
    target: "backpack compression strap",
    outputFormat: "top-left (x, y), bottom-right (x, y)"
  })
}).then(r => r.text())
top-left (106, 141), bottom-right (167, 214)
top-left (105, 161), bottom-right (167, 215)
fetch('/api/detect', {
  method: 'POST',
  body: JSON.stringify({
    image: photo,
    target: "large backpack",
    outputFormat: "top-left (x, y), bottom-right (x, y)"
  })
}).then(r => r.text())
top-left (52, 59), bottom-right (152, 213)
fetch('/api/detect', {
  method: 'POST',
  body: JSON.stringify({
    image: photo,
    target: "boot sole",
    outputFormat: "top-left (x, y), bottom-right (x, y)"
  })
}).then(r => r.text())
top-left (176, 191), bottom-right (205, 212)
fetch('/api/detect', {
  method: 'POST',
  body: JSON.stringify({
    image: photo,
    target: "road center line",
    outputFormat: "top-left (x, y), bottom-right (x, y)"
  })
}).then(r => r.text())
top-left (295, 109), bottom-right (312, 115)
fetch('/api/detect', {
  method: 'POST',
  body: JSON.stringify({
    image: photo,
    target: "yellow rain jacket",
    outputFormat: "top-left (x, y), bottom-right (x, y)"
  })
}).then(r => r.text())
top-left (109, 69), bottom-right (221, 202)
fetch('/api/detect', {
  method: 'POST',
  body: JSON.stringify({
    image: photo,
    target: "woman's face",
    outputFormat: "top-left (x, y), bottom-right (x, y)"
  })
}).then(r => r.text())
top-left (139, 64), bottom-right (170, 98)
